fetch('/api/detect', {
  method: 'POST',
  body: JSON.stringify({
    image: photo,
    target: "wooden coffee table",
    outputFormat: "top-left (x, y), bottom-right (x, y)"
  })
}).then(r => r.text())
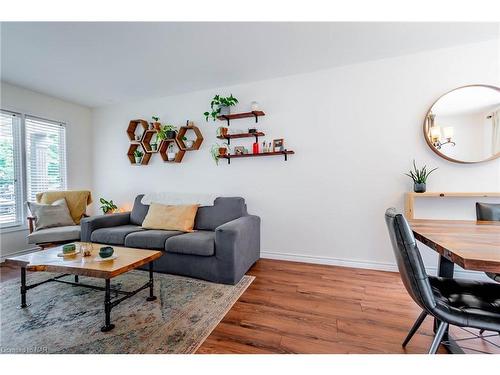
top-left (5, 243), bottom-right (163, 332)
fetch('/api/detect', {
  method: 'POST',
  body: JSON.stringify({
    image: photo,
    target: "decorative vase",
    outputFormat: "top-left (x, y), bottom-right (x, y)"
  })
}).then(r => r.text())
top-left (219, 127), bottom-right (228, 136)
top-left (219, 106), bottom-right (230, 116)
top-left (165, 130), bottom-right (176, 139)
top-left (251, 101), bottom-right (259, 111)
top-left (167, 152), bottom-right (176, 161)
top-left (99, 246), bottom-right (114, 258)
top-left (135, 157), bottom-right (142, 164)
top-left (414, 183), bottom-right (426, 193)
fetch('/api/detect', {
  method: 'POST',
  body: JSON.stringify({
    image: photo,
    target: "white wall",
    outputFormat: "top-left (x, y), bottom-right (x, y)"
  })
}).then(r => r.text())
top-left (91, 40), bottom-right (500, 278)
top-left (0, 82), bottom-right (93, 257)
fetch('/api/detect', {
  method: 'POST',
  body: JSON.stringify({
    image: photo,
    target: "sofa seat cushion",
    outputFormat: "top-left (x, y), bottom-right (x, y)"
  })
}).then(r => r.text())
top-left (124, 230), bottom-right (183, 250)
top-left (165, 230), bottom-right (215, 257)
top-left (91, 225), bottom-right (144, 245)
top-left (27, 225), bottom-right (80, 244)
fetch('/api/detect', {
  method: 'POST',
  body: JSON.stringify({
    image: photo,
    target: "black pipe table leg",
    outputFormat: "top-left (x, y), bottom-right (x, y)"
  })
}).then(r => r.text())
top-left (74, 275), bottom-right (79, 283)
top-left (101, 279), bottom-right (115, 332)
top-left (434, 255), bottom-right (464, 354)
top-left (146, 261), bottom-right (157, 301)
top-left (18, 267), bottom-right (31, 309)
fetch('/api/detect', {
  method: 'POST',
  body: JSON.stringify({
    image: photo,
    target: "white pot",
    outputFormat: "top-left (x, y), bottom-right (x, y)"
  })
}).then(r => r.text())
top-left (167, 152), bottom-right (176, 161)
top-left (185, 140), bottom-right (194, 148)
top-left (135, 157), bottom-right (142, 164)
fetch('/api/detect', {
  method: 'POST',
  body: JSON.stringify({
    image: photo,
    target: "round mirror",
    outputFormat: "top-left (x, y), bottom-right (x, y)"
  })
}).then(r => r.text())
top-left (424, 85), bottom-right (500, 163)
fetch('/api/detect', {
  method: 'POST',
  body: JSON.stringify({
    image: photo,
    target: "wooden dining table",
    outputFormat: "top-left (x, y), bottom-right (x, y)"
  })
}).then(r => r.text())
top-left (408, 219), bottom-right (500, 353)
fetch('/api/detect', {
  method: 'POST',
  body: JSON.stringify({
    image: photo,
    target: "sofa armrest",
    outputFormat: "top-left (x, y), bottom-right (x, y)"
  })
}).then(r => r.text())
top-left (80, 212), bottom-right (131, 242)
top-left (215, 215), bottom-right (261, 264)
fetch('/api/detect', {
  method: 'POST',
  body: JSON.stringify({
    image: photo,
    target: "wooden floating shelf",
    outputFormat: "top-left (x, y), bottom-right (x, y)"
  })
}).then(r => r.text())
top-left (217, 132), bottom-right (265, 145)
top-left (220, 150), bottom-right (294, 164)
top-left (404, 191), bottom-right (500, 220)
top-left (217, 111), bottom-right (265, 126)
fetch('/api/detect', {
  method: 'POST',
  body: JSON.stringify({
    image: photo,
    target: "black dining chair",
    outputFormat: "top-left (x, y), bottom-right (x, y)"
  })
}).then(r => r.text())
top-left (385, 208), bottom-right (500, 353)
top-left (476, 202), bottom-right (500, 283)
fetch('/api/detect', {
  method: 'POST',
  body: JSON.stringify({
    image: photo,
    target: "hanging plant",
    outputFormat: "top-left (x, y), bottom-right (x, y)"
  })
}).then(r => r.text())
top-left (204, 94), bottom-right (239, 122)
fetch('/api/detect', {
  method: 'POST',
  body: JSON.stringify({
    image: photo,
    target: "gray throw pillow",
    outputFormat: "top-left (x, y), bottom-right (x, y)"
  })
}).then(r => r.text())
top-left (27, 198), bottom-right (75, 231)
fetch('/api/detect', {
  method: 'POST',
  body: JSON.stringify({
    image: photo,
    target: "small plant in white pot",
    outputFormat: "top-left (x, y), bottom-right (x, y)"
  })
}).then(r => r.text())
top-left (151, 142), bottom-right (158, 152)
top-left (182, 136), bottom-right (195, 149)
top-left (133, 149), bottom-right (143, 164)
top-left (167, 143), bottom-right (176, 161)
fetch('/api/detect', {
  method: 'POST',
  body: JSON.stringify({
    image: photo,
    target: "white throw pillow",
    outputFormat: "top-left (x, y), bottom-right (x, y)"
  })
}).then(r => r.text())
top-left (27, 198), bottom-right (75, 231)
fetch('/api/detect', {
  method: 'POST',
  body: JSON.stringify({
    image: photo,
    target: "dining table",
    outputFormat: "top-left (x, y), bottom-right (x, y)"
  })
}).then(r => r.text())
top-left (408, 218), bottom-right (500, 354)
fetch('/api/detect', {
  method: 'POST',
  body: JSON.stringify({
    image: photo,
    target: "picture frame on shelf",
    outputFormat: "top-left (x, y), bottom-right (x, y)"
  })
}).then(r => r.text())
top-left (273, 138), bottom-right (284, 152)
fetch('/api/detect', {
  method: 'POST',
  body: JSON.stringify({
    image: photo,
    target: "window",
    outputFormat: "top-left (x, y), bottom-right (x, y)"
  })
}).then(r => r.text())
top-left (25, 116), bottom-right (67, 202)
top-left (0, 111), bottom-right (23, 227)
top-left (0, 111), bottom-right (67, 229)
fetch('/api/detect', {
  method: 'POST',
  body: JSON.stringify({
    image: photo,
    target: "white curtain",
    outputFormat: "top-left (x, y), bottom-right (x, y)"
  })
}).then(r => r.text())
top-left (492, 110), bottom-right (500, 155)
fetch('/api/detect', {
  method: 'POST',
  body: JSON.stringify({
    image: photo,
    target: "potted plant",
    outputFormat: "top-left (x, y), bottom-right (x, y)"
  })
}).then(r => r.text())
top-left (217, 126), bottom-right (229, 137)
top-left (204, 94), bottom-right (239, 121)
top-left (151, 142), bottom-right (158, 152)
top-left (210, 143), bottom-right (230, 165)
top-left (157, 124), bottom-right (177, 140)
top-left (133, 149), bottom-right (143, 164)
top-left (405, 160), bottom-right (438, 193)
top-left (182, 136), bottom-right (195, 149)
top-left (99, 198), bottom-right (118, 214)
top-left (167, 143), bottom-right (176, 161)
top-left (151, 116), bottom-right (161, 130)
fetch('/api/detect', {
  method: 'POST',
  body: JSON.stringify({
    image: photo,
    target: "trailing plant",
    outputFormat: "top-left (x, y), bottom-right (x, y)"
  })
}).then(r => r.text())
top-left (133, 149), bottom-right (144, 158)
top-left (157, 124), bottom-right (177, 140)
top-left (405, 160), bottom-right (438, 184)
top-left (210, 142), bottom-right (230, 165)
top-left (204, 94), bottom-right (239, 121)
top-left (99, 198), bottom-right (118, 214)
top-left (152, 115), bottom-right (160, 122)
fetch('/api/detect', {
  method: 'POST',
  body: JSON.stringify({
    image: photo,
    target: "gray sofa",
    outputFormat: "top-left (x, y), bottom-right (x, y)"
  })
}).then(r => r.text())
top-left (80, 195), bottom-right (260, 284)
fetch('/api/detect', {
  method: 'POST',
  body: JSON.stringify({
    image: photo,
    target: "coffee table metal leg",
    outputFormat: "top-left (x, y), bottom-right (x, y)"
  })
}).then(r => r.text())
top-left (146, 261), bottom-right (157, 301)
top-left (101, 279), bottom-right (115, 332)
top-left (18, 267), bottom-right (31, 309)
top-left (74, 275), bottom-right (79, 283)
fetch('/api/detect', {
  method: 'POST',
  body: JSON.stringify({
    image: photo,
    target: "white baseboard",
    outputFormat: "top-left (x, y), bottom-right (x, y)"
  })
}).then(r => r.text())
top-left (0, 247), bottom-right (39, 262)
top-left (261, 251), bottom-right (488, 281)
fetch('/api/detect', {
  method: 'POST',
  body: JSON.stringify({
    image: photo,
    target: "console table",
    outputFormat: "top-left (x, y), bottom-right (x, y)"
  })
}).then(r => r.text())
top-left (404, 192), bottom-right (500, 220)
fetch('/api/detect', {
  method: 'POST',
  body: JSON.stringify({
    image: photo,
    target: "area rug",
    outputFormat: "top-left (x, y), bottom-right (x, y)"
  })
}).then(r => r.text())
top-left (0, 270), bottom-right (253, 354)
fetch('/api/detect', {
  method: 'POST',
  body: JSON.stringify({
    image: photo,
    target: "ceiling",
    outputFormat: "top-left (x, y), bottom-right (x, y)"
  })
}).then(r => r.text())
top-left (1, 22), bottom-right (498, 108)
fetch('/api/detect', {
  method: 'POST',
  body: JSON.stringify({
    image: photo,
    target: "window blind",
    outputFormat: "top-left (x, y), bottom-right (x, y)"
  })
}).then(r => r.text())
top-left (25, 116), bottom-right (67, 202)
top-left (0, 111), bottom-right (23, 227)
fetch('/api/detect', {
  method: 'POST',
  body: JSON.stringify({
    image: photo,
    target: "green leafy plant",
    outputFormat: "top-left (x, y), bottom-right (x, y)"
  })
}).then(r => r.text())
top-left (210, 142), bottom-right (230, 165)
top-left (99, 198), bottom-right (118, 214)
top-left (405, 160), bottom-right (438, 184)
top-left (157, 124), bottom-right (177, 140)
top-left (133, 149), bottom-right (144, 158)
top-left (204, 94), bottom-right (239, 121)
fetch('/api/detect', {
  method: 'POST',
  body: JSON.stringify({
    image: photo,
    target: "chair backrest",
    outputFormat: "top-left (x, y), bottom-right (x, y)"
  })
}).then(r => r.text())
top-left (476, 202), bottom-right (500, 221)
top-left (384, 208), bottom-right (436, 311)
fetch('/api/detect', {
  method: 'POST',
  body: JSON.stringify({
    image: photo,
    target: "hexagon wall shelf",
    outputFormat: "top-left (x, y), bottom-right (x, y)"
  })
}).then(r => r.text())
top-left (176, 124), bottom-right (203, 151)
top-left (141, 129), bottom-right (160, 153)
top-left (127, 119), bottom-right (149, 142)
top-left (159, 139), bottom-right (185, 163)
top-left (127, 143), bottom-right (151, 165)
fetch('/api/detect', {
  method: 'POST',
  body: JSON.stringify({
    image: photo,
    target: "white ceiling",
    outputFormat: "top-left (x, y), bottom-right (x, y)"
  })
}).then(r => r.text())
top-left (1, 22), bottom-right (498, 108)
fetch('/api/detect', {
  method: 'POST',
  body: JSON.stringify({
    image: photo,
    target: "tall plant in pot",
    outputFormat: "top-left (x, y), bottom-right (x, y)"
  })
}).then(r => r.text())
top-left (204, 94), bottom-right (239, 121)
top-left (133, 149), bottom-right (144, 164)
top-left (405, 160), bottom-right (438, 193)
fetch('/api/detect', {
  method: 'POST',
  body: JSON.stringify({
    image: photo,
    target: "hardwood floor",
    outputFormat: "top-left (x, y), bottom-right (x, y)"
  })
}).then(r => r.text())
top-left (1, 259), bottom-right (498, 354)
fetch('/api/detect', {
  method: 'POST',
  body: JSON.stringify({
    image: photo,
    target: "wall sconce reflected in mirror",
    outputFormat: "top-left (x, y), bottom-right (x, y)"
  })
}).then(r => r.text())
top-left (427, 113), bottom-right (455, 150)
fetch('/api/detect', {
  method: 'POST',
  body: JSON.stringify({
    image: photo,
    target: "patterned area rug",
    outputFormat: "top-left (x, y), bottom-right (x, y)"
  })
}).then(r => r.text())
top-left (0, 270), bottom-right (253, 353)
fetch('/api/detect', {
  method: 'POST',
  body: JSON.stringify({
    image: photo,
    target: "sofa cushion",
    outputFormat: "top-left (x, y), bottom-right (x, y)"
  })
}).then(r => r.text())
top-left (27, 225), bottom-right (80, 244)
top-left (124, 230), bottom-right (183, 250)
top-left (194, 197), bottom-right (247, 231)
top-left (27, 198), bottom-right (75, 230)
top-left (91, 225), bottom-right (144, 245)
top-left (165, 231), bottom-right (215, 257)
top-left (130, 194), bottom-right (149, 226)
top-left (142, 203), bottom-right (199, 232)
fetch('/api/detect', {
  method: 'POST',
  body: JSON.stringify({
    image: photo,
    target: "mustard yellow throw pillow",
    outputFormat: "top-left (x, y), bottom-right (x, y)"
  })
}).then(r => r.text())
top-left (142, 203), bottom-right (199, 232)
